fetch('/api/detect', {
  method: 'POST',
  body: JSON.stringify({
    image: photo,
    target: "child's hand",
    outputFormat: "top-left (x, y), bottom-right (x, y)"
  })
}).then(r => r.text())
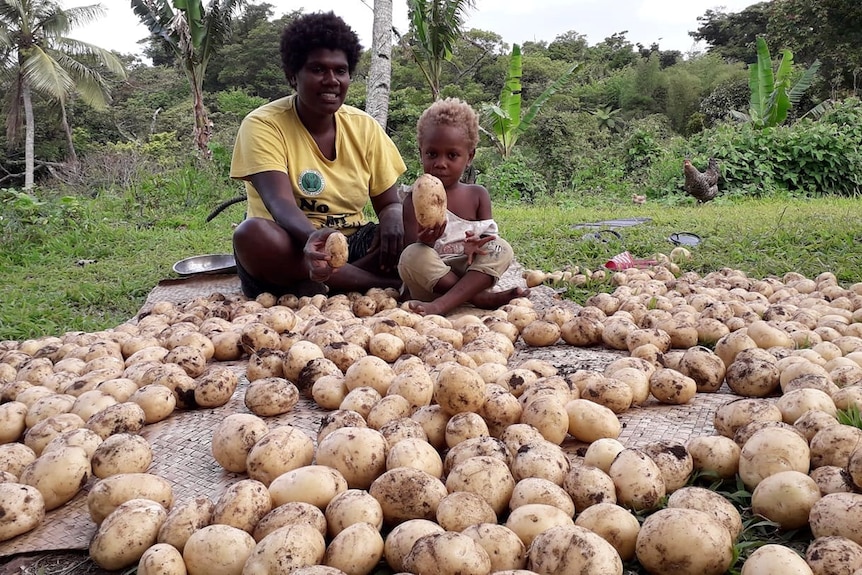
top-left (417, 221), bottom-right (446, 245)
top-left (463, 231), bottom-right (494, 265)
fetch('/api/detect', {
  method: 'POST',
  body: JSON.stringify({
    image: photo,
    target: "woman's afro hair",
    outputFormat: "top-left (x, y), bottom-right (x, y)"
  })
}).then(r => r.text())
top-left (417, 97), bottom-right (480, 151)
top-left (280, 11), bottom-right (362, 82)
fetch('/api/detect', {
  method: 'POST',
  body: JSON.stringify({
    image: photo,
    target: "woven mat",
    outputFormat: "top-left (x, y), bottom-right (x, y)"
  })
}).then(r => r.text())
top-left (0, 265), bottom-right (737, 558)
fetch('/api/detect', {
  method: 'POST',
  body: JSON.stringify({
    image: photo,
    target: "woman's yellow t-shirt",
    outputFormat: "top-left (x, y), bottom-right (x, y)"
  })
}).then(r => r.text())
top-left (230, 95), bottom-right (406, 233)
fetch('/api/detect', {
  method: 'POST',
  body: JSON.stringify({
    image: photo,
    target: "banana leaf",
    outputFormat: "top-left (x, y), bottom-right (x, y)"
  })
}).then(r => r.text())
top-left (749, 37), bottom-right (775, 122)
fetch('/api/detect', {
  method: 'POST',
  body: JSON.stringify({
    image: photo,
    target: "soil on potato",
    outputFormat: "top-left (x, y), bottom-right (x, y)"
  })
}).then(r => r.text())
top-left (1, 551), bottom-right (113, 575)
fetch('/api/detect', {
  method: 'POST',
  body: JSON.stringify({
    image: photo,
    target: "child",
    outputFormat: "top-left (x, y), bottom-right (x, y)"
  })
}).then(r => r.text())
top-left (398, 97), bottom-right (529, 316)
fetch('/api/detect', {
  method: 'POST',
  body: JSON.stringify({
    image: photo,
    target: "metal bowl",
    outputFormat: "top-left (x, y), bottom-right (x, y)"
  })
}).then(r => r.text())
top-left (172, 254), bottom-right (237, 276)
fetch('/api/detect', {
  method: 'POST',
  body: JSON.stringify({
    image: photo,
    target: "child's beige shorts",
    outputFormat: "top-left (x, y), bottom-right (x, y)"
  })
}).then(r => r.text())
top-left (398, 237), bottom-right (514, 302)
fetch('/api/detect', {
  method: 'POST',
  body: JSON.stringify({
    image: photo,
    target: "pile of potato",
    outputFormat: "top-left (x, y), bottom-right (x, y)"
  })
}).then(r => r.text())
top-left (2, 264), bottom-right (862, 574)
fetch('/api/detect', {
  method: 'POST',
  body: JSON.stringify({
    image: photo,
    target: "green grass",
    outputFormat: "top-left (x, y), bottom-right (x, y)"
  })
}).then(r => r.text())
top-left (1, 185), bottom-right (861, 342)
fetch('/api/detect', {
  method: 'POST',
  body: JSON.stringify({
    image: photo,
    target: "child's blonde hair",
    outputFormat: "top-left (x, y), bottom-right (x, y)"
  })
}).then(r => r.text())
top-left (416, 97), bottom-right (480, 151)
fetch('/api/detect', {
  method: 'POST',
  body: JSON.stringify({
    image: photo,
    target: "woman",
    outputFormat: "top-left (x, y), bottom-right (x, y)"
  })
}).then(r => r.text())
top-left (230, 11), bottom-right (406, 297)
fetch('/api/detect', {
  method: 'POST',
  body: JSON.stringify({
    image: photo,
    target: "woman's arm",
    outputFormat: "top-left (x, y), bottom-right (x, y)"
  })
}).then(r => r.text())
top-left (371, 185), bottom-right (405, 272)
top-left (250, 171), bottom-right (317, 244)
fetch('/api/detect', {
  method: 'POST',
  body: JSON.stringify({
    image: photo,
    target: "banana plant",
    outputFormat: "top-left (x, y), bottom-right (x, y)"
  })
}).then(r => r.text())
top-left (731, 36), bottom-right (821, 128)
top-left (481, 44), bottom-right (578, 159)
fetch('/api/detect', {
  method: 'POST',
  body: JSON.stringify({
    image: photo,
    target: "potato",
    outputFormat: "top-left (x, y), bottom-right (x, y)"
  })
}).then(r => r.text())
top-left (574, 502), bottom-right (640, 561)
top-left (435, 491), bottom-right (496, 532)
top-left (806, 536), bottom-right (862, 575)
top-left (741, 543), bottom-right (813, 575)
top-left (509, 439), bottom-right (569, 486)
top-left (411, 173), bottom-right (447, 227)
top-left (369, 467), bottom-right (448, 524)
top-left (809, 493), bottom-right (862, 545)
top-left (90, 498), bottom-right (168, 570)
top-left (583, 438), bottom-right (625, 473)
top-left (404, 531), bottom-right (491, 575)
top-left (137, 543), bottom-right (187, 575)
top-left (434, 363), bottom-right (485, 415)
top-left (509, 477), bottom-right (575, 516)
top-left (560, 316), bottom-right (604, 346)
top-left (562, 463), bottom-right (616, 512)
top-left (649, 368), bottom-right (697, 404)
top-left (158, 495), bottom-right (214, 552)
top-left (443, 436), bottom-right (509, 476)
top-left (0, 401), bottom-right (28, 443)
top-left (715, 330), bottom-right (757, 368)
top-left (714, 398), bottom-right (783, 439)
top-left (527, 524), bottom-right (623, 575)
top-left (194, 365), bottom-right (239, 408)
top-left (325, 231), bottom-right (349, 268)
top-left (210, 479), bottom-right (272, 535)
top-left (739, 426), bottom-right (811, 489)
top-left (448, 455), bottom-right (516, 515)
top-left (91, 432), bottom-right (153, 478)
top-left (324, 488), bottom-right (383, 537)
top-left (443, 411), bottom-right (488, 447)
top-left (283, 340), bottom-right (324, 382)
top-left (685, 435), bottom-right (740, 479)
top-left (776, 388), bottom-right (836, 424)
top-left (726, 348), bottom-right (781, 397)
top-left (368, 395), bottom-right (413, 431)
top-left (666, 486), bottom-right (742, 540)
top-left (0, 443), bottom-right (37, 478)
top-left (748, 320), bottom-right (795, 349)
top-left (324, 521), bottom-right (384, 575)
top-left (636, 508), bottom-right (734, 575)
top-left (269, 465), bottom-right (348, 509)
top-left (520, 320), bottom-right (561, 347)
top-left (751, 470), bottom-right (820, 530)
top-left (565, 399), bottom-right (621, 442)
top-left (129, 384), bottom-right (177, 424)
top-left (246, 426), bottom-right (314, 487)
top-left (24, 412), bottom-right (86, 456)
top-left (183, 524), bottom-right (256, 575)
top-left (25, 394), bottom-right (76, 428)
top-left (86, 401), bottom-right (147, 439)
top-left (316, 427), bottom-right (387, 489)
top-left (810, 424), bottom-right (862, 468)
top-left (608, 448), bottom-right (666, 511)
top-left (19, 445), bottom-right (91, 511)
top-left (385, 437), bottom-right (442, 477)
top-left (253, 501), bottom-right (326, 542)
top-left (211, 413), bottom-right (269, 473)
top-left (0, 483), bottom-right (45, 542)
top-left (383, 519), bottom-right (444, 572)
top-left (243, 377), bottom-right (299, 417)
top-left (87, 472), bottom-right (173, 525)
top-left (678, 346), bottom-right (726, 393)
top-left (454, 526), bottom-right (524, 573)
top-left (580, 376), bottom-right (633, 414)
top-left (641, 440), bottom-right (693, 493)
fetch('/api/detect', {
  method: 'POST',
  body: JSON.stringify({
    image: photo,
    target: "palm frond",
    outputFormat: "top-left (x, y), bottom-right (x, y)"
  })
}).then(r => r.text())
top-left (130, 0), bottom-right (178, 49)
top-left (52, 37), bottom-right (126, 76)
top-left (20, 45), bottom-right (73, 101)
top-left (50, 50), bottom-right (113, 108)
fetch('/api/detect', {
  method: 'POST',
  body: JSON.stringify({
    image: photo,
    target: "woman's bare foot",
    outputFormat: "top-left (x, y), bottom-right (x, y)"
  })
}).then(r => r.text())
top-left (471, 286), bottom-right (531, 310)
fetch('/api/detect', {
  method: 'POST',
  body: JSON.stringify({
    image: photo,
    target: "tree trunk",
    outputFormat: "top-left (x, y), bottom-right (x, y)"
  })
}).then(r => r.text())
top-left (59, 100), bottom-right (78, 167)
top-left (366, 0), bottom-right (393, 129)
top-left (190, 68), bottom-right (212, 159)
top-left (22, 84), bottom-right (35, 190)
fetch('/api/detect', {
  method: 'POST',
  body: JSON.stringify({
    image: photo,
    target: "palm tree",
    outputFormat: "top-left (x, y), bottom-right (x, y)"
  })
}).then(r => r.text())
top-left (366, 0), bottom-right (393, 129)
top-left (0, 0), bottom-right (126, 190)
top-left (406, 0), bottom-right (476, 100)
top-left (131, 0), bottom-right (247, 158)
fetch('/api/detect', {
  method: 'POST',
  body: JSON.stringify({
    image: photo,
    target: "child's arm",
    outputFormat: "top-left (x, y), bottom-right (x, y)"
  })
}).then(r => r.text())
top-left (475, 185), bottom-right (493, 220)
top-left (403, 193), bottom-right (445, 247)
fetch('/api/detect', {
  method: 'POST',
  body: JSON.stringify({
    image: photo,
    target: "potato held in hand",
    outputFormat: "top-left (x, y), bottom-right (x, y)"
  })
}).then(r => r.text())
top-left (412, 173), bottom-right (447, 227)
top-left (325, 231), bottom-right (349, 269)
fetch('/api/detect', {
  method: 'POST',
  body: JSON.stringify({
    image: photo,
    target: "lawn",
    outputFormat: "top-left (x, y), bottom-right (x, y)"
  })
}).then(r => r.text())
top-left (1, 188), bottom-right (860, 342)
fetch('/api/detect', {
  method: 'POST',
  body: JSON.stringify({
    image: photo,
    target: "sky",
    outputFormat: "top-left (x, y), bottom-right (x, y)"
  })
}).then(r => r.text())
top-left (63, 0), bottom-right (760, 58)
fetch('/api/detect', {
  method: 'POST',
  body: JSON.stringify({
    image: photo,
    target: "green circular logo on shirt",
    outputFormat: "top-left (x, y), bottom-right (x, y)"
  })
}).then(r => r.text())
top-left (299, 169), bottom-right (325, 196)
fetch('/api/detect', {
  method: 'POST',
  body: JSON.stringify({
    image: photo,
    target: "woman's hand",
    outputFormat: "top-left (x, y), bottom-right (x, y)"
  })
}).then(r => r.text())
top-left (377, 203), bottom-right (404, 272)
top-left (463, 231), bottom-right (494, 265)
top-left (304, 228), bottom-right (338, 282)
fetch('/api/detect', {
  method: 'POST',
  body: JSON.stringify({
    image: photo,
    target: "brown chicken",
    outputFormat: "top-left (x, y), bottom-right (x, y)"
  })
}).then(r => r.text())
top-left (683, 158), bottom-right (719, 203)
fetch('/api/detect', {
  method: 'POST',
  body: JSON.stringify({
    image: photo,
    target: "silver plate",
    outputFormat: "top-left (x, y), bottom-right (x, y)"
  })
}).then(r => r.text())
top-left (172, 254), bottom-right (237, 276)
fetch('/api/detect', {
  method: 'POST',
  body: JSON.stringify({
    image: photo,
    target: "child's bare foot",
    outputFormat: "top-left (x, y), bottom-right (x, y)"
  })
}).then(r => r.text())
top-left (406, 300), bottom-right (445, 316)
top-left (471, 287), bottom-right (531, 310)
